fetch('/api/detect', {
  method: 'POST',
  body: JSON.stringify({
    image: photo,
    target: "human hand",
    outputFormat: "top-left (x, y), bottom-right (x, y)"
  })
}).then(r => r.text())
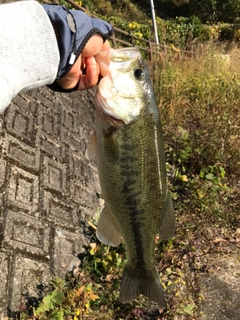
top-left (56, 34), bottom-right (111, 91)
top-left (43, 4), bottom-right (113, 93)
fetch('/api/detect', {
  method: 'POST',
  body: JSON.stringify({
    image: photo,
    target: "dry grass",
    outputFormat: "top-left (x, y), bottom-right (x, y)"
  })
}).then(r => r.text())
top-left (156, 43), bottom-right (240, 184)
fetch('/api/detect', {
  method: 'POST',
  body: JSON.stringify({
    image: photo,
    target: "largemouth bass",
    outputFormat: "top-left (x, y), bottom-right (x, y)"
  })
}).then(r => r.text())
top-left (87, 47), bottom-right (175, 307)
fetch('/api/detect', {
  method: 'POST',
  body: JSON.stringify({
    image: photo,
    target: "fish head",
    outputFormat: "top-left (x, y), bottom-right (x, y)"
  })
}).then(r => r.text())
top-left (95, 47), bottom-right (152, 125)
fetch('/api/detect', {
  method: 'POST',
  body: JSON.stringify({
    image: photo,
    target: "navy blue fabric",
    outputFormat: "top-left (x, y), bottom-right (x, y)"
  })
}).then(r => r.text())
top-left (42, 4), bottom-right (113, 83)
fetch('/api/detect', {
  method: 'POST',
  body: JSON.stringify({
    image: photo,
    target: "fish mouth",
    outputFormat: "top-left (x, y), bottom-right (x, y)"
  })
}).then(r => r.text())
top-left (95, 47), bottom-right (145, 125)
top-left (94, 91), bottom-right (126, 126)
top-left (110, 47), bottom-right (142, 60)
top-left (95, 47), bottom-right (142, 77)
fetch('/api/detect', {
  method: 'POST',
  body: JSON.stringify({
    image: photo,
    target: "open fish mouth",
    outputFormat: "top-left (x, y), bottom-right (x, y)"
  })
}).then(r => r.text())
top-left (94, 88), bottom-right (127, 124)
top-left (95, 47), bottom-right (142, 76)
top-left (94, 48), bottom-right (147, 124)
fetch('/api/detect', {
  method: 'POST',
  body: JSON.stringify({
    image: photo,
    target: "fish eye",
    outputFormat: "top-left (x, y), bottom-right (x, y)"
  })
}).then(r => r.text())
top-left (134, 68), bottom-right (144, 80)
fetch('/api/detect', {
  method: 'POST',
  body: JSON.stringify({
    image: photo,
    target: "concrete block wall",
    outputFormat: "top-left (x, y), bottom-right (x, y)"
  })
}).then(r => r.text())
top-left (0, 88), bottom-right (100, 317)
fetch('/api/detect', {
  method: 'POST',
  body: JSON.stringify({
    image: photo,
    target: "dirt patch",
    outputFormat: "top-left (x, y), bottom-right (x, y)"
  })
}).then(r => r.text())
top-left (200, 254), bottom-right (240, 320)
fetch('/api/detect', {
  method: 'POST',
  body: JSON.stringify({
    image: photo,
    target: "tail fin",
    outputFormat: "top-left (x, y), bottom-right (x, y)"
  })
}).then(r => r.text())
top-left (120, 267), bottom-right (166, 308)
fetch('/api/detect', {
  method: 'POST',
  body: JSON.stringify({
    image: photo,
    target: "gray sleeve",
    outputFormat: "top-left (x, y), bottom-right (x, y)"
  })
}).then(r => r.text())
top-left (0, 0), bottom-right (60, 112)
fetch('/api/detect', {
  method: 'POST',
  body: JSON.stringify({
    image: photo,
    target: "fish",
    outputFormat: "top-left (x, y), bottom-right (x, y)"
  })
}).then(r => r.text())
top-left (87, 47), bottom-right (175, 308)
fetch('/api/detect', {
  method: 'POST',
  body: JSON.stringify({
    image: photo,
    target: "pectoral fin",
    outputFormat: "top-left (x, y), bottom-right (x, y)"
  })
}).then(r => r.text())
top-left (85, 131), bottom-right (97, 160)
top-left (158, 191), bottom-right (175, 240)
top-left (96, 206), bottom-right (122, 246)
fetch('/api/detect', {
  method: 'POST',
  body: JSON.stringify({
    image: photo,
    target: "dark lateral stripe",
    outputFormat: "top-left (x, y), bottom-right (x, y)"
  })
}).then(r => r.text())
top-left (122, 177), bottom-right (147, 272)
top-left (128, 210), bottom-right (147, 272)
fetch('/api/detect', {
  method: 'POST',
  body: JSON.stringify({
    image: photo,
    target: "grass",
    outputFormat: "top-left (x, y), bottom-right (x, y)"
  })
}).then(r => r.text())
top-left (158, 43), bottom-right (240, 182)
top-left (20, 43), bottom-right (240, 320)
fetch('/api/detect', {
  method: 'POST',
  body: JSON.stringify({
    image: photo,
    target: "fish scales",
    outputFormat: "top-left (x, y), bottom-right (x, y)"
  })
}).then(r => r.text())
top-left (88, 47), bottom-right (175, 307)
top-left (98, 113), bottom-right (165, 270)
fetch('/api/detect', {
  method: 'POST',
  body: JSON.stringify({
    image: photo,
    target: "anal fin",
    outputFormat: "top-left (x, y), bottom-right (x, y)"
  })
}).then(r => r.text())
top-left (96, 206), bottom-right (122, 247)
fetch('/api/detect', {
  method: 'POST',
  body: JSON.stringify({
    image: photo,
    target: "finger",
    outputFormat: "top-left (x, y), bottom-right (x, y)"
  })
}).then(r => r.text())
top-left (56, 54), bottom-right (82, 89)
top-left (56, 37), bottom-right (111, 90)
top-left (101, 39), bottom-right (111, 51)
top-left (82, 34), bottom-right (104, 57)
top-left (78, 56), bottom-right (100, 90)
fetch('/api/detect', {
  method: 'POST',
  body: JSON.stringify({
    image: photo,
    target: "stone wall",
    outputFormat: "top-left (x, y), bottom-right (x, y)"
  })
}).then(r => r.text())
top-left (0, 88), bottom-right (100, 317)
